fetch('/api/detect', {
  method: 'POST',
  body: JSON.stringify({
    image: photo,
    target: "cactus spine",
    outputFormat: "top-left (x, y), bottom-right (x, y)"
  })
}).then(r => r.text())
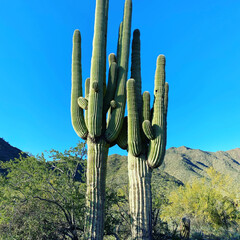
top-left (125, 30), bottom-right (169, 239)
top-left (71, 0), bottom-right (132, 239)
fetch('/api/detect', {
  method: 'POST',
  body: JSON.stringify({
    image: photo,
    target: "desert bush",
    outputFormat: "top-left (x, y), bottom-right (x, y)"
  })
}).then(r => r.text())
top-left (161, 167), bottom-right (240, 238)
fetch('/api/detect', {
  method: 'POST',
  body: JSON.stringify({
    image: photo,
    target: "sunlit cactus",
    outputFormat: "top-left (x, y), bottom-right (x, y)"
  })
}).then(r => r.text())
top-left (71, 0), bottom-right (132, 239)
top-left (120, 29), bottom-right (169, 239)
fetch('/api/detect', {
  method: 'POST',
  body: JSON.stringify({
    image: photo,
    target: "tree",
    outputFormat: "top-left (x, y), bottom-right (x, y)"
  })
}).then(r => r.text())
top-left (104, 185), bottom-right (131, 240)
top-left (0, 142), bottom-right (87, 239)
top-left (161, 167), bottom-right (240, 238)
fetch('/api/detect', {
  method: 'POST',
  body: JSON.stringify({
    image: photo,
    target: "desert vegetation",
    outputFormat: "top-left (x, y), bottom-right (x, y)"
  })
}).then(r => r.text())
top-left (0, 143), bottom-right (239, 239)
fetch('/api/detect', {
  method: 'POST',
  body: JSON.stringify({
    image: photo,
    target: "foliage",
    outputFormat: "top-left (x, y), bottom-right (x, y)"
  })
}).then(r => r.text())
top-left (151, 174), bottom-right (183, 240)
top-left (0, 143), bottom-right (131, 240)
top-left (0, 142), bottom-right (87, 240)
top-left (161, 167), bottom-right (240, 238)
top-left (0, 143), bottom-right (239, 239)
top-left (104, 185), bottom-right (130, 239)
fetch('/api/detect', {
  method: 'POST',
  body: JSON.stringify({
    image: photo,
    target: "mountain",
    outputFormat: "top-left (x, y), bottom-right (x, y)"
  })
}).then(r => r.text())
top-left (0, 138), bottom-right (239, 188)
top-left (106, 146), bottom-right (240, 190)
top-left (160, 146), bottom-right (240, 185)
top-left (0, 138), bottom-right (27, 162)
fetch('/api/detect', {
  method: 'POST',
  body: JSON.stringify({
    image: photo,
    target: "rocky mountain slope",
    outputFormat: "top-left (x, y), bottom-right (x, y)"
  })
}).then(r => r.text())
top-left (161, 146), bottom-right (240, 184)
top-left (107, 146), bottom-right (240, 188)
top-left (0, 138), bottom-right (26, 162)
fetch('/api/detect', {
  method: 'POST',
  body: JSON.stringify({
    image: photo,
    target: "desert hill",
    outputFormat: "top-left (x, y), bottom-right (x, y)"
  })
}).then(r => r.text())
top-left (0, 138), bottom-right (239, 187)
top-left (0, 138), bottom-right (27, 162)
top-left (106, 146), bottom-right (240, 189)
top-left (161, 146), bottom-right (240, 184)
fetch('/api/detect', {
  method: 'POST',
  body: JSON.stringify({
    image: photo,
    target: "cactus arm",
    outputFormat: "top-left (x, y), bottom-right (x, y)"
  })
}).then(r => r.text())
top-left (88, 0), bottom-right (109, 138)
top-left (164, 82), bottom-right (169, 118)
top-left (131, 28), bottom-right (147, 146)
top-left (108, 53), bottom-right (117, 66)
top-left (131, 29), bottom-right (142, 116)
top-left (78, 97), bottom-right (88, 110)
top-left (142, 91), bottom-right (153, 142)
top-left (142, 120), bottom-right (154, 140)
top-left (163, 82), bottom-right (169, 152)
top-left (116, 116), bottom-right (128, 150)
top-left (85, 78), bottom-right (90, 99)
top-left (117, 22), bottom-right (123, 63)
top-left (103, 0), bottom-right (109, 96)
top-left (102, 58), bottom-right (117, 133)
top-left (147, 55), bottom-right (167, 168)
top-left (143, 91), bottom-right (151, 121)
top-left (127, 79), bottom-right (142, 156)
top-left (105, 0), bottom-right (132, 143)
top-left (103, 58), bottom-right (118, 115)
top-left (84, 78), bottom-right (90, 128)
top-left (71, 30), bottom-right (88, 139)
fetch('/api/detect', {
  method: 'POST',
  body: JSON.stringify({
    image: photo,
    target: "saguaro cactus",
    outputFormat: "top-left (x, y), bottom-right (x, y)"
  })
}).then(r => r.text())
top-left (71, 0), bottom-right (132, 239)
top-left (119, 29), bottom-right (169, 239)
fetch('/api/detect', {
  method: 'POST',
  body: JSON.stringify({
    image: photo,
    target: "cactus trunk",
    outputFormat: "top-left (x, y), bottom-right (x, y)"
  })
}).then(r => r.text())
top-left (85, 139), bottom-right (109, 239)
top-left (128, 153), bottom-right (152, 240)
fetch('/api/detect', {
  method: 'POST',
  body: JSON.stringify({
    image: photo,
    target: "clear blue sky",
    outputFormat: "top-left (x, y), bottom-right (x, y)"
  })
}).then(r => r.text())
top-left (0, 0), bottom-right (239, 156)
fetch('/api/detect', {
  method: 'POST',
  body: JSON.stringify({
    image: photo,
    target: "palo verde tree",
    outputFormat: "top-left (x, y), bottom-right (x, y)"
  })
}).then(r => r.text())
top-left (161, 167), bottom-right (240, 238)
top-left (116, 29), bottom-right (169, 239)
top-left (71, 0), bottom-right (132, 239)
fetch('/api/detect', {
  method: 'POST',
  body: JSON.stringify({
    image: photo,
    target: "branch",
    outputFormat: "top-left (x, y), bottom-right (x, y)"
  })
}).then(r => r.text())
top-left (46, 179), bottom-right (68, 202)
top-left (116, 202), bottom-right (130, 224)
top-left (33, 196), bottom-right (72, 227)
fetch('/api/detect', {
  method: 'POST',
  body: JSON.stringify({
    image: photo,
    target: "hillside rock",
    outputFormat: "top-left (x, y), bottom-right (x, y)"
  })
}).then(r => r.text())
top-left (161, 146), bottom-right (240, 184)
top-left (0, 138), bottom-right (27, 162)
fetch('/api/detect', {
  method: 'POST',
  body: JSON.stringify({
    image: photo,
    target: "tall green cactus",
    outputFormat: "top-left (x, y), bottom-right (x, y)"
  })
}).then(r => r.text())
top-left (71, 0), bottom-right (132, 239)
top-left (119, 29), bottom-right (169, 239)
